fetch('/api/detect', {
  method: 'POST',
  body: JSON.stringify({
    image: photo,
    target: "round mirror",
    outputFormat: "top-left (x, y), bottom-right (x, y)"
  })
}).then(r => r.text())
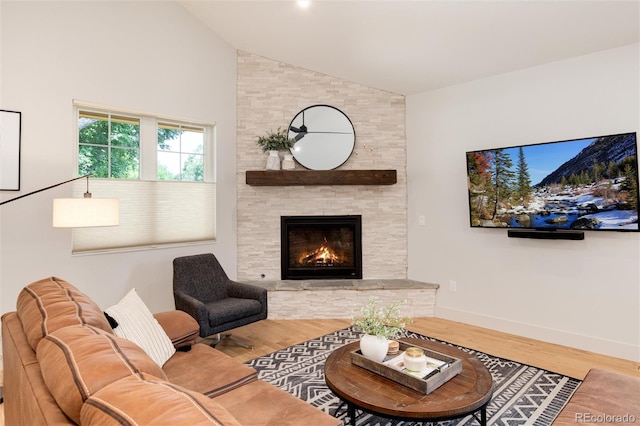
top-left (288, 105), bottom-right (355, 170)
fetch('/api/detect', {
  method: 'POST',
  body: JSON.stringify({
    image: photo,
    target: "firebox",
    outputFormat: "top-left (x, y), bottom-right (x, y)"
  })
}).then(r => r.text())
top-left (281, 215), bottom-right (362, 280)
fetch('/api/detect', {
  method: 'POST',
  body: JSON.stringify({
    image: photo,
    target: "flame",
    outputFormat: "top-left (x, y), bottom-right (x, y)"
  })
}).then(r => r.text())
top-left (298, 244), bottom-right (340, 266)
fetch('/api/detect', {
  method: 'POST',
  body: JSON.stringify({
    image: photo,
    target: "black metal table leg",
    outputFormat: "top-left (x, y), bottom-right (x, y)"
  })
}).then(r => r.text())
top-left (348, 403), bottom-right (356, 425)
top-left (335, 399), bottom-right (356, 425)
top-left (471, 404), bottom-right (488, 426)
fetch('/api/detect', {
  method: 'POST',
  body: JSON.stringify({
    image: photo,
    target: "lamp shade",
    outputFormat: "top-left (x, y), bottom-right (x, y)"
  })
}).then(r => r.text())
top-left (53, 198), bottom-right (119, 228)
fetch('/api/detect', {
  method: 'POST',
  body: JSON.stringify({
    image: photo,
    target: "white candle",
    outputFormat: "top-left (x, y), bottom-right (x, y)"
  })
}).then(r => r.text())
top-left (404, 347), bottom-right (427, 371)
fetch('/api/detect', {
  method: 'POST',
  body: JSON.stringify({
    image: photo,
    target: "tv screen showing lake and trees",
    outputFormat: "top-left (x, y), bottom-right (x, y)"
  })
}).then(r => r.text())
top-left (466, 132), bottom-right (639, 232)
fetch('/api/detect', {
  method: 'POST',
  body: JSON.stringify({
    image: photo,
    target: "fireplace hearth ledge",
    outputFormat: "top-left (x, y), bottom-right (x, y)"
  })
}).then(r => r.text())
top-left (245, 279), bottom-right (439, 320)
top-left (250, 279), bottom-right (437, 291)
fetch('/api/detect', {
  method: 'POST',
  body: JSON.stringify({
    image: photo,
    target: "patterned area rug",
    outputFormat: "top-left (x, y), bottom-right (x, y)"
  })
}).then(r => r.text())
top-left (246, 327), bottom-right (580, 425)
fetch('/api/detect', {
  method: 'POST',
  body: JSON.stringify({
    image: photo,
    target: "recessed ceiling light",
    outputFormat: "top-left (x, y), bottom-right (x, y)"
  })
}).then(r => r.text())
top-left (297, 0), bottom-right (310, 8)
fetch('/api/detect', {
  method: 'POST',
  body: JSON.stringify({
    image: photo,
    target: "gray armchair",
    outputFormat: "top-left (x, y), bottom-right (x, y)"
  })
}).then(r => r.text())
top-left (173, 253), bottom-right (267, 348)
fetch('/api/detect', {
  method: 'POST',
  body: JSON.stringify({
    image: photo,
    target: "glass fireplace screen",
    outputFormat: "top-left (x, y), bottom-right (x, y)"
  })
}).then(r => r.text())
top-left (281, 215), bottom-right (362, 280)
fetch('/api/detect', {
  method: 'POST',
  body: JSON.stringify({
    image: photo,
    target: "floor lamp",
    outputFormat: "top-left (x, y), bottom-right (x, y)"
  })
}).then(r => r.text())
top-left (0, 174), bottom-right (119, 227)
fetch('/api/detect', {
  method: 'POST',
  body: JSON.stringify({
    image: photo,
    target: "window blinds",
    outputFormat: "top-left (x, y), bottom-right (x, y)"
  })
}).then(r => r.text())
top-left (71, 179), bottom-right (215, 253)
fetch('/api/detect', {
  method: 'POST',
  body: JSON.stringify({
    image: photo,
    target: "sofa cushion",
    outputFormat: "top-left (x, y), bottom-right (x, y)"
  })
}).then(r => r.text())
top-left (80, 375), bottom-right (242, 425)
top-left (213, 380), bottom-right (341, 426)
top-left (105, 288), bottom-right (176, 367)
top-left (163, 343), bottom-right (257, 397)
top-left (37, 324), bottom-right (167, 424)
top-left (16, 277), bottom-right (113, 351)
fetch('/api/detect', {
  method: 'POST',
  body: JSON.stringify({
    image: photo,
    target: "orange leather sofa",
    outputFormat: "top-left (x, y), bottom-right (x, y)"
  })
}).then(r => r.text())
top-left (552, 368), bottom-right (640, 425)
top-left (2, 277), bottom-right (341, 425)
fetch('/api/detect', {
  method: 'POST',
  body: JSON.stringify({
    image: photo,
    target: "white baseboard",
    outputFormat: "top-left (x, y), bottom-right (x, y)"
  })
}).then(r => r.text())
top-left (436, 306), bottom-right (639, 362)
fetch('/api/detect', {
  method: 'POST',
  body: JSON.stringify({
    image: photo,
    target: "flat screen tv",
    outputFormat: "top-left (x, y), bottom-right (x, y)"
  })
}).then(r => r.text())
top-left (466, 132), bottom-right (639, 232)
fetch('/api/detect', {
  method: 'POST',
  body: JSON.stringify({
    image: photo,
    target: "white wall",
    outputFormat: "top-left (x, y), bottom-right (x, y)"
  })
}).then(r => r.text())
top-left (0, 1), bottom-right (238, 316)
top-left (407, 44), bottom-right (640, 361)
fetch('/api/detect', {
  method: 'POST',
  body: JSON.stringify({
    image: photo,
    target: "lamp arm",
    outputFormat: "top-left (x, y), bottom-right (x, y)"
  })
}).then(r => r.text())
top-left (0, 174), bottom-right (91, 206)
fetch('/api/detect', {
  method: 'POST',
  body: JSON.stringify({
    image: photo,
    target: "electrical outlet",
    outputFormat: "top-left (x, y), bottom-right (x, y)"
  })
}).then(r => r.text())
top-left (418, 215), bottom-right (426, 226)
top-left (449, 280), bottom-right (457, 292)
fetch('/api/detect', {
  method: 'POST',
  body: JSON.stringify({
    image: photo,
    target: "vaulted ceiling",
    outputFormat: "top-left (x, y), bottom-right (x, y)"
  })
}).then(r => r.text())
top-left (180, 1), bottom-right (640, 95)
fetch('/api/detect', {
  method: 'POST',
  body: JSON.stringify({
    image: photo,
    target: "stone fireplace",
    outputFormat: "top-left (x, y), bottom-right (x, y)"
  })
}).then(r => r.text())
top-left (236, 52), bottom-right (407, 281)
top-left (281, 215), bottom-right (362, 280)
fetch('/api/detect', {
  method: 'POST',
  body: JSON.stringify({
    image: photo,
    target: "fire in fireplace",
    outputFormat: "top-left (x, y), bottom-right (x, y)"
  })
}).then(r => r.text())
top-left (281, 215), bottom-right (362, 280)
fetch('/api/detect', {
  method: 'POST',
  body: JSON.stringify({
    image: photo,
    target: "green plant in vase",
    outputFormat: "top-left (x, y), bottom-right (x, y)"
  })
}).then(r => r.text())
top-left (352, 297), bottom-right (412, 362)
top-left (256, 128), bottom-right (296, 170)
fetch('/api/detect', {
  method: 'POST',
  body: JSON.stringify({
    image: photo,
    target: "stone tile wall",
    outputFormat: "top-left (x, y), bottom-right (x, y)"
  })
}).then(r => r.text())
top-left (236, 52), bottom-right (407, 281)
top-left (249, 280), bottom-right (438, 319)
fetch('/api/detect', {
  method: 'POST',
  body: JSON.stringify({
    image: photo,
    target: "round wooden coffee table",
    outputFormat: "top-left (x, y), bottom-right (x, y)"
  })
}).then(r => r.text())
top-left (324, 338), bottom-right (493, 425)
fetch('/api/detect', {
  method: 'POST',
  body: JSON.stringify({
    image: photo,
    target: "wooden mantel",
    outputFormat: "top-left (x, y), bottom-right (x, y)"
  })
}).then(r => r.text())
top-left (245, 169), bottom-right (397, 186)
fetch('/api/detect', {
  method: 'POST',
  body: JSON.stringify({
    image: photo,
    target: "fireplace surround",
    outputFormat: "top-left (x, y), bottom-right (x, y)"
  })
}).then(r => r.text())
top-left (281, 215), bottom-right (362, 280)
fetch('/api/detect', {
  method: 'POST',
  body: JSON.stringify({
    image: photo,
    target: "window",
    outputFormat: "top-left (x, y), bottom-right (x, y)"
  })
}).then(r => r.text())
top-left (73, 102), bottom-right (215, 253)
top-left (157, 122), bottom-right (205, 181)
top-left (78, 111), bottom-right (140, 179)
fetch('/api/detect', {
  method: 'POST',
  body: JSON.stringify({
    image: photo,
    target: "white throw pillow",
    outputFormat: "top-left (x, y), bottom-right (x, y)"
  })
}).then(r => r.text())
top-left (105, 288), bottom-right (175, 367)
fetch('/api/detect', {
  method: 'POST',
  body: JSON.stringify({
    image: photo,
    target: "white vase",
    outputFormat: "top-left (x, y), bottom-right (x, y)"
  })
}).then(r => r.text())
top-left (266, 150), bottom-right (280, 170)
top-left (359, 334), bottom-right (388, 362)
top-left (282, 154), bottom-right (295, 170)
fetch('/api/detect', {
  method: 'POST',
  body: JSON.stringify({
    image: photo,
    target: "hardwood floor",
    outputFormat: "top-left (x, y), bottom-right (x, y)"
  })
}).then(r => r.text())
top-left (1, 317), bottom-right (638, 425)
top-left (213, 317), bottom-right (639, 380)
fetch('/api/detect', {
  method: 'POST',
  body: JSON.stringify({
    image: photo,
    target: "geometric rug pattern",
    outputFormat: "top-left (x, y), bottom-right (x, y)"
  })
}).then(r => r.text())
top-left (246, 326), bottom-right (581, 425)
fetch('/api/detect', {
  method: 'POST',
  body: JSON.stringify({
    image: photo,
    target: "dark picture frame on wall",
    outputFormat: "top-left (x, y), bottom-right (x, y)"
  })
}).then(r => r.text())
top-left (0, 109), bottom-right (21, 191)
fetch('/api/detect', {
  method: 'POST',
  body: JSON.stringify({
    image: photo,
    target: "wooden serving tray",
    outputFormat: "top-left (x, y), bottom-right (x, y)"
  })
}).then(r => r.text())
top-left (350, 340), bottom-right (462, 394)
